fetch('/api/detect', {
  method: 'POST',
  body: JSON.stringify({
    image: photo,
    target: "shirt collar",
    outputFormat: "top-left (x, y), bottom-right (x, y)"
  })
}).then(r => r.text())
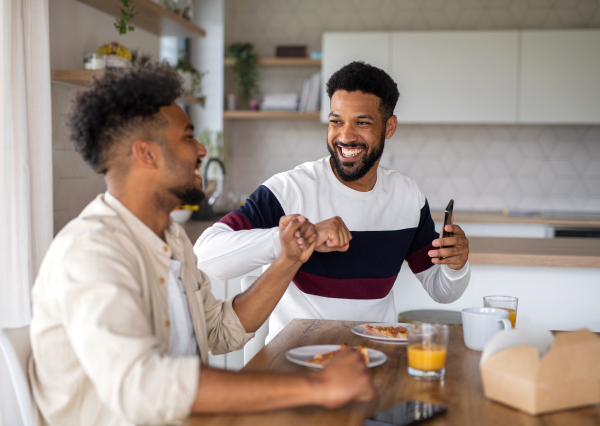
top-left (103, 191), bottom-right (180, 258)
top-left (323, 156), bottom-right (380, 200)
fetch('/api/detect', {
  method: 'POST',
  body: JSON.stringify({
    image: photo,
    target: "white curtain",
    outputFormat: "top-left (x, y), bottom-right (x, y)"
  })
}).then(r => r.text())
top-left (0, 0), bottom-right (52, 424)
top-left (0, 0), bottom-right (53, 327)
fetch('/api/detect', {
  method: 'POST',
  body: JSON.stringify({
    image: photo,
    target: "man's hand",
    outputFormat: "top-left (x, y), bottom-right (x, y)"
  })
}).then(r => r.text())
top-left (428, 223), bottom-right (469, 270)
top-left (309, 349), bottom-right (374, 409)
top-left (314, 216), bottom-right (352, 253)
top-left (279, 215), bottom-right (317, 264)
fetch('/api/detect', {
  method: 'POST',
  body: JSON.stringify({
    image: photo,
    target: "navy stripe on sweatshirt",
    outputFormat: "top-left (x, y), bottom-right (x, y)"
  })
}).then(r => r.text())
top-left (405, 200), bottom-right (439, 275)
top-left (219, 185), bottom-right (284, 230)
top-left (298, 229), bottom-right (417, 279)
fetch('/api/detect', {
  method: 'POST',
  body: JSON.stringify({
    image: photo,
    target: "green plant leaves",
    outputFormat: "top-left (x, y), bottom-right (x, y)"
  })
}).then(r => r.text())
top-left (228, 43), bottom-right (260, 108)
top-left (114, 0), bottom-right (137, 35)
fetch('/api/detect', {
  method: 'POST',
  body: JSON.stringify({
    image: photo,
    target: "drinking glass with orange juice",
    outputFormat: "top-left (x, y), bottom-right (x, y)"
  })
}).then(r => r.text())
top-left (407, 323), bottom-right (449, 380)
top-left (483, 296), bottom-right (518, 328)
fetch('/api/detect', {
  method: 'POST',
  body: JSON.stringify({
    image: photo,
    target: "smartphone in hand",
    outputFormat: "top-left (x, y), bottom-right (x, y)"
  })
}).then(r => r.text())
top-left (439, 199), bottom-right (454, 260)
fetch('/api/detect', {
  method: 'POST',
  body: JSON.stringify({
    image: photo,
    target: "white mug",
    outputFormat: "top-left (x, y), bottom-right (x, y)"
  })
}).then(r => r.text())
top-left (462, 307), bottom-right (512, 351)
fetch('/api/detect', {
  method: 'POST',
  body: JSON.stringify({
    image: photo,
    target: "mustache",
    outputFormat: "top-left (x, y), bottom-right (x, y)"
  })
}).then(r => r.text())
top-left (333, 141), bottom-right (367, 149)
top-left (196, 157), bottom-right (202, 167)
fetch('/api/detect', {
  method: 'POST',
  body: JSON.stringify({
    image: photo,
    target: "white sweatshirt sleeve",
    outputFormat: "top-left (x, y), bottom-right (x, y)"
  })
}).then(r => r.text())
top-left (414, 261), bottom-right (471, 303)
top-left (194, 222), bottom-right (282, 280)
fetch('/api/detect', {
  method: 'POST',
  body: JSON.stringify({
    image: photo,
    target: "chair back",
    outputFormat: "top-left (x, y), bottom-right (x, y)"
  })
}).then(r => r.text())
top-left (0, 326), bottom-right (34, 426)
top-left (240, 276), bottom-right (269, 366)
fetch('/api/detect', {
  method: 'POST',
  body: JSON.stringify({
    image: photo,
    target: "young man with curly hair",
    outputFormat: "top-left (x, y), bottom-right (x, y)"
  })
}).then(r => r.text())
top-left (194, 61), bottom-right (472, 343)
top-left (29, 64), bottom-right (374, 426)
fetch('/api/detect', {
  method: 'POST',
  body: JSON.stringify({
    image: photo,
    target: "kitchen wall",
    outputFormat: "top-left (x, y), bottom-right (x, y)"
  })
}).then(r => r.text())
top-left (50, 0), bottom-right (160, 233)
top-left (223, 0), bottom-right (600, 213)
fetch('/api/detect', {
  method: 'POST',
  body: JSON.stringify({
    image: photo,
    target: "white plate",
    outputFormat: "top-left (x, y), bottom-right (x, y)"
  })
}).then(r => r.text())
top-left (285, 345), bottom-right (387, 369)
top-left (351, 322), bottom-right (411, 342)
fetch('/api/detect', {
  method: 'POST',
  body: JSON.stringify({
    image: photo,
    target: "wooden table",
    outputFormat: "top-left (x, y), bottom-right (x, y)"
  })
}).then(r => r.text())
top-left (185, 319), bottom-right (600, 426)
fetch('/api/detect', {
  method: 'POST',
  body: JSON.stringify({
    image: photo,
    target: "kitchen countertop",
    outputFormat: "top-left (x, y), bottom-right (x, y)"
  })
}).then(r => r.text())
top-left (183, 220), bottom-right (600, 269)
top-left (431, 210), bottom-right (600, 228)
top-left (468, 236), bottom-right (600, 268)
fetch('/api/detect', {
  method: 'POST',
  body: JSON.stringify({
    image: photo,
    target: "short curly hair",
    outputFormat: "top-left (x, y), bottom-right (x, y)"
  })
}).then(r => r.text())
top-left (68, 63), bottom-right (183, 174)
top-left (326, 61), bottom-right (400, 122)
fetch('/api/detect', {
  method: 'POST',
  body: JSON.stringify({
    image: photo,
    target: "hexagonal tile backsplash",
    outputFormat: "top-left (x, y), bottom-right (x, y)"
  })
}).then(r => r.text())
top-left (224, 121), bottom-right (600, 213)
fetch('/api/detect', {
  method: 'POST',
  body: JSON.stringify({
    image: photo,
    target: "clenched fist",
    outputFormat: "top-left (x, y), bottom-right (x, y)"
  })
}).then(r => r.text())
top-left (314, 216), bottom-right (352, 253)
top-left (279, 214), bottom-right (318, 265)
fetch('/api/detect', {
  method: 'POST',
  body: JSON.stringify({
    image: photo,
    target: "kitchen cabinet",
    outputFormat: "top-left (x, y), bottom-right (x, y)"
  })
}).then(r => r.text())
top-left (321, 30), bottom-right (600, 124)
top-left (391, 31), bottom-right (519, 123)
top-left (519, 30), bottom-right (600, 124)
top-left (321, 32), bottom-right (391, 123)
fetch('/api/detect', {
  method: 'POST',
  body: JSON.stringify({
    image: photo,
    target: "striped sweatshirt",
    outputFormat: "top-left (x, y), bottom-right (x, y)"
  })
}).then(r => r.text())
top-left (194, 157), bottom-right (470, 343)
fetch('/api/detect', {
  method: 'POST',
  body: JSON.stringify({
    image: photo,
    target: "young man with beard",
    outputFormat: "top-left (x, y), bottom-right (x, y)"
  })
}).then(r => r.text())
top-left (29, 65), bottom-right (374, 426)
top-left (194, 61), bottom-right (471, 343)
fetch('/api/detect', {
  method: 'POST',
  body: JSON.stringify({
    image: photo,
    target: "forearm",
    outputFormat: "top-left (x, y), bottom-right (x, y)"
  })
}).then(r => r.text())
top-left (191, 367), bottom-right (319, 414)
top-left (232, 255), bottom-right (301, 332)
top-left (416, 262), bottom-right (470, 303)
top-left (194, 224), bottom-right (281, 279)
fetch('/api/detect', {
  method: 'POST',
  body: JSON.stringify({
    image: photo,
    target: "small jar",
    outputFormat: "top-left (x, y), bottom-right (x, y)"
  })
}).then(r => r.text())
top-left (83, 53), bottom-right (106, 70)
top-left (227, 93), bottom-right (236, 111)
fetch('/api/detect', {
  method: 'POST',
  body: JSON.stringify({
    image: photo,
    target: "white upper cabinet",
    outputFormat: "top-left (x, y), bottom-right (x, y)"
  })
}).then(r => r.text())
top-left (321, 33), bottom-right (391, 123)
top-left (391, 31), bottom-right (519, 123)
top-left (519, 30), bottom-right (600, 124)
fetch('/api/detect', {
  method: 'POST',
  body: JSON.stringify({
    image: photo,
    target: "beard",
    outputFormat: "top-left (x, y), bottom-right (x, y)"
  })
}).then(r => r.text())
top-left (327, 130), bottom-right (385, 182)
top-left (169, 185), bottom-right (205, 205)
top-left (162, 148), bottom-right (206, 206)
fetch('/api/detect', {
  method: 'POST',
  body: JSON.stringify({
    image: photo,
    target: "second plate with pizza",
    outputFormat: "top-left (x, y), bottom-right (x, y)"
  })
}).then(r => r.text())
top-left (286, 345), bottom-right (387, 369)
top-left (351, 322), bottom-right (411, 343)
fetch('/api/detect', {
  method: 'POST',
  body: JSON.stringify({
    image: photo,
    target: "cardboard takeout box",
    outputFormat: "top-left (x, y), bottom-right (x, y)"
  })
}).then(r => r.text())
top-left (479, 328), bottom-right (600, 415)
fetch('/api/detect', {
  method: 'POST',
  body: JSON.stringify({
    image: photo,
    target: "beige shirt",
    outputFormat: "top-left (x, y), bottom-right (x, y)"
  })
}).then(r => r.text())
top-left (29, 193), bottom-right (254, 426)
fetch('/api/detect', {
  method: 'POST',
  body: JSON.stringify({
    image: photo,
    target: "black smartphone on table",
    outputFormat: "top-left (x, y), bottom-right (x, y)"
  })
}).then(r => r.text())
top-left (364, 401), bottom-right (447, 426)
top-left (439, 199), bottom-right (454, 260)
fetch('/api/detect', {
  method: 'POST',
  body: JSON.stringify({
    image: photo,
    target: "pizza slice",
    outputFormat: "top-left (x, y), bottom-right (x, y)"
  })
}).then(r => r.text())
top-left (306, 343), bottom-right (370, 366)
top-left (365, 323), bottom-right (407, 339)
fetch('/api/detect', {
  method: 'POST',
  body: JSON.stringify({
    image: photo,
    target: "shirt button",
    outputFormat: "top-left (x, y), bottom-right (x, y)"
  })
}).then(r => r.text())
top-left (163, 246), bottom-right (168, 252)
top-left (165, 320), bottom-right (170, 327)
top-left (159, 277), bottom-right (165, 284)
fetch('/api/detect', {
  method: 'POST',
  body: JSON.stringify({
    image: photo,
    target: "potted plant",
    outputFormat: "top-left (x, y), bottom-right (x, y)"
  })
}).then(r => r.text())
top-left (228, 43), bottom-right (260, 109)
top-left (98, 42), bottom-right (132, 70)
top-left (175, 55), bottom-right (207, 107)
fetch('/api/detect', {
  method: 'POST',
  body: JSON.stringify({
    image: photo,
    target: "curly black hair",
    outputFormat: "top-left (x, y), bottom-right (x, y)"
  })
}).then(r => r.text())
top-left (68, 63), bottom-right (183, 174)
top-left (325, 61), bottom-right (400, 122)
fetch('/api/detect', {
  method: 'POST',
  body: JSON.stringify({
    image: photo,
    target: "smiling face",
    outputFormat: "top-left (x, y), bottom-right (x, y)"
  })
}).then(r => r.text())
top-left (158, 103), bottom-right (207, 205)
top-left (327, 90), bottom-right (389, 184)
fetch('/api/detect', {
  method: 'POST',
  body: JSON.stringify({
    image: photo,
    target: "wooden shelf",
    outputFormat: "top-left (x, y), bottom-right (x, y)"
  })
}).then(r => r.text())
top-left (177, 94), bottom-right (205, 106)
top-left (51, 70), bottom-right (104, 86)
top-left (223, 110), bottom-right (321, 120)
top-left (224, 57), bottom-right (321, 67)
top-left (51, 70), bottom-right (202, 106)
top-left (76, 0), bottom-right (205, 37)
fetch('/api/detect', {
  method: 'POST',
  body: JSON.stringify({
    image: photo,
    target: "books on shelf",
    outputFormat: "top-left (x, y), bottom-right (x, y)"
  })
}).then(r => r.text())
top-left (299, 72), bottom-right (321, 113)
top-left (261, 93), bottom-right (299, 111)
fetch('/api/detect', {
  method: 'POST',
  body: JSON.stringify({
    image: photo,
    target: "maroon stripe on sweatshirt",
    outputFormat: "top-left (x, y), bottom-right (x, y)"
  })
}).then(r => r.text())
top-left (292, 270), bottom-right (397, 300)
top-left (218, 212), bottom-right (253, 231)
top-left (405, 242), bottom-right (435, 274)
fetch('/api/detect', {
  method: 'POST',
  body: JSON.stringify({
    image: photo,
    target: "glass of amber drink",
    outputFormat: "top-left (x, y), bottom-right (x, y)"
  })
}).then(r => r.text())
top-left (484, 296), bottom-right (518, 328)
top-left (407, 323), bottom-right (449, 380)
